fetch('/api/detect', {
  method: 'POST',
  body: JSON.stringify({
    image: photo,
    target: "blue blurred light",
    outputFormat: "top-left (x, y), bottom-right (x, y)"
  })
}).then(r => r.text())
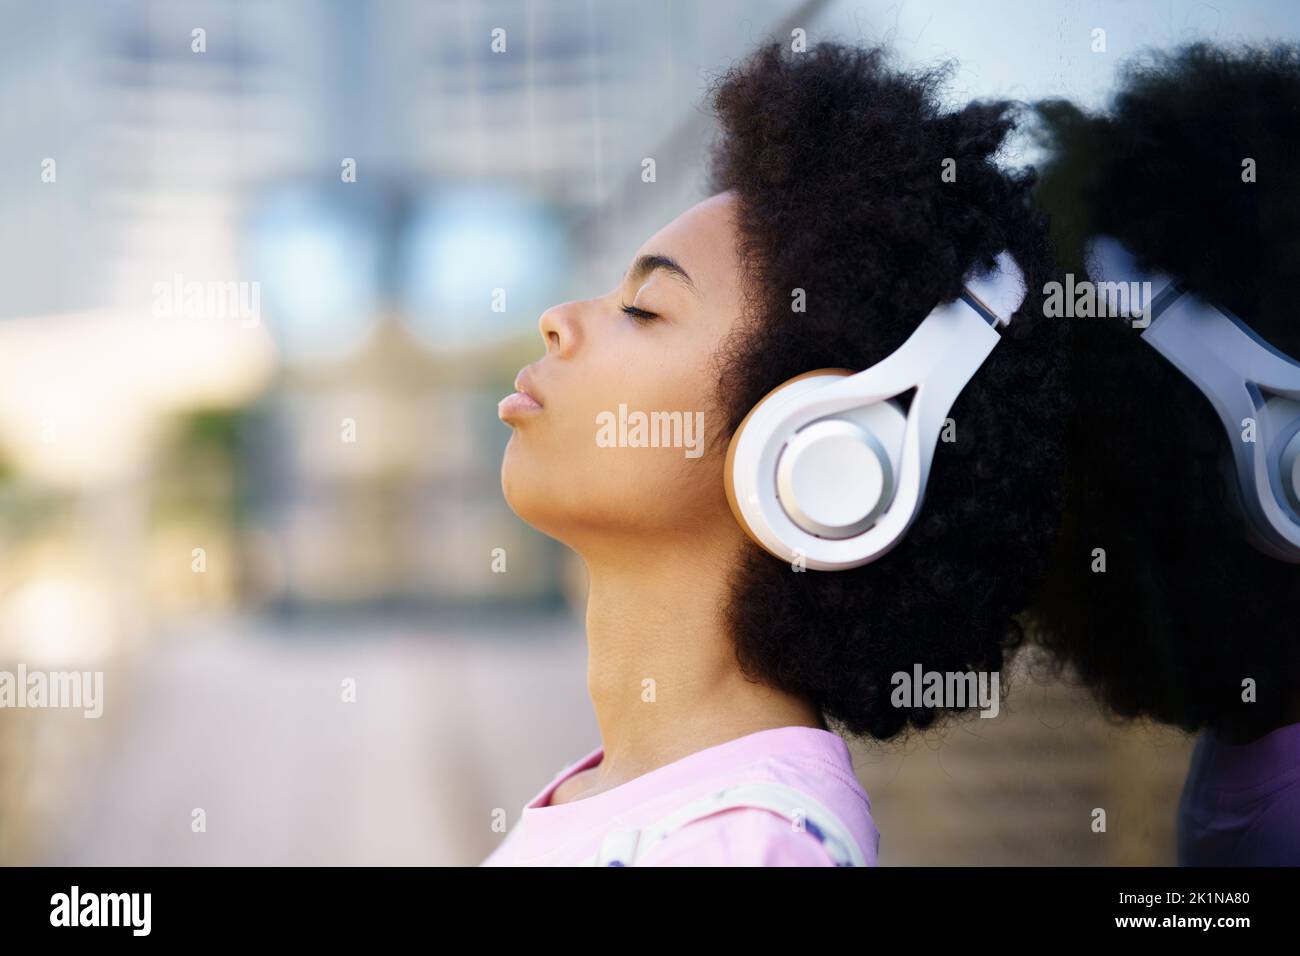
top-left (246, 185), bottom-right (385, 364)
top-left (399, 184), bottom-right (570, 351)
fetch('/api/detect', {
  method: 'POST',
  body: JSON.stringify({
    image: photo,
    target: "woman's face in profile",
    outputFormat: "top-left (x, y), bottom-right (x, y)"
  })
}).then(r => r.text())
top-left (499, 190), bottom-right (748, 553)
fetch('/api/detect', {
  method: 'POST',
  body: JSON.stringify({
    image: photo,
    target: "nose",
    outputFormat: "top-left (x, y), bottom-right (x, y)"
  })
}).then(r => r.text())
top-left (538, 300), bottom-right (584, 357)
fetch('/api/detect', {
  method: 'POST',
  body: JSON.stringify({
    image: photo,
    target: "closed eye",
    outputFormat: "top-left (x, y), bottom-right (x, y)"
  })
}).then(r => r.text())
top-left (620, 301), bottom-right (660, 324)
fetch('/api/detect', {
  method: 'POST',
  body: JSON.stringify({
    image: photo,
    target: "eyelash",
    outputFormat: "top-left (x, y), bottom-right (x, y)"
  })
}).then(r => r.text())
top-left (620, 301), bottom-right (660, 324)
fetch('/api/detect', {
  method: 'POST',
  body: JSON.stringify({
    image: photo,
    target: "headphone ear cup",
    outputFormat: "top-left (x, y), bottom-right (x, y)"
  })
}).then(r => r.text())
top-left (1283, 429), bottom-right (1300, 514)
top-left (724, 368), bottom-right (855, 553)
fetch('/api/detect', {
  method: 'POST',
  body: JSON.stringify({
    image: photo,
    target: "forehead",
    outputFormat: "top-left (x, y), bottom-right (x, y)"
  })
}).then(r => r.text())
top-left (634, 192), bottom-right (741, 302)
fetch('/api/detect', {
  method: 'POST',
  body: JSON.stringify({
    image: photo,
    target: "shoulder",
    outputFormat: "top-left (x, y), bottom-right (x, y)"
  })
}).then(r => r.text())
top-left (634, 806), bottom-right (839, 867)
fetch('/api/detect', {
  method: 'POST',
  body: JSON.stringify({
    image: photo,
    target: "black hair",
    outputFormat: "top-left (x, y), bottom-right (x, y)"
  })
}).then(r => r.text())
top-left (702, 40), bottom-right (1071, 741)
top-left (1029, 42), bottom-right (1300, 739)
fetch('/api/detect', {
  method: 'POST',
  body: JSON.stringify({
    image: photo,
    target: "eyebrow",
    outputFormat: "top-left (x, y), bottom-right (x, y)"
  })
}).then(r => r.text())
top-left (623, 253), bottom-right (701, 298)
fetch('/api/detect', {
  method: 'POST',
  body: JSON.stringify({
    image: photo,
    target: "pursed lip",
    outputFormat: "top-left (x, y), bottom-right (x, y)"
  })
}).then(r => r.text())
top-left (498, 365), bottom-right (544, 422)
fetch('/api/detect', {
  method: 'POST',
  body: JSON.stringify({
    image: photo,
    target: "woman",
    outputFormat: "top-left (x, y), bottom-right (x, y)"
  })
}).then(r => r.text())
top-left (1030, 42), bottom-right (1300, 865)
top-left (484, 39), bottom-right (1069, 866)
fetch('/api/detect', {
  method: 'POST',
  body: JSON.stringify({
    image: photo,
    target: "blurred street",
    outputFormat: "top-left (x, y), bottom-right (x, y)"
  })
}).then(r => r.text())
top-left (27, 613), bottom-right (592, 867)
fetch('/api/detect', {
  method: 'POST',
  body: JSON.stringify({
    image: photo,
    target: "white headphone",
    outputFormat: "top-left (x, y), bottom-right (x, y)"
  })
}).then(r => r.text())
top-left (724, 251), bottom-right (1028, 570)
top-left (1087, 236), bottom-right (1300, 563)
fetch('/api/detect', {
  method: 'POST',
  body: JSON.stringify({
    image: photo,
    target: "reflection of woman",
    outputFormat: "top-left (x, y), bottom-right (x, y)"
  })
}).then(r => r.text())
top-left (1031, 43), bottom-right (1300, 865)
top-left (484, 40), bottom-right (1069, 866)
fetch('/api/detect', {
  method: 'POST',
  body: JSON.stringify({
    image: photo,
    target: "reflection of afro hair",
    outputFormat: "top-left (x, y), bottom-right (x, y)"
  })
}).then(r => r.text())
top-left (702, 41), bottom-right (1071, 741)
top-left (1030, 42), bottom-right (1300, 739)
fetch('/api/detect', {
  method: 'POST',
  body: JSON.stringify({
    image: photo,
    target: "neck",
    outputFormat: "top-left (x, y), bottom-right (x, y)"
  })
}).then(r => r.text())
top-left (576, 527), bottom-right (825, 790)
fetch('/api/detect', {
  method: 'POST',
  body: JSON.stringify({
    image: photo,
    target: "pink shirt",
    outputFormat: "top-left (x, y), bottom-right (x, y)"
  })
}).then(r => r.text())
top-left (480, 725), bottom-right (879, 866)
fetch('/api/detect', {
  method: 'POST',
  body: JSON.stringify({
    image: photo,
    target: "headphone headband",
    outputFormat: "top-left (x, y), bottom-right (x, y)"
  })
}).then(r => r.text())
top-left (1087, 235), bottom-right (1300, 561)
top-left (963, 250), bottom-right (1028, 329)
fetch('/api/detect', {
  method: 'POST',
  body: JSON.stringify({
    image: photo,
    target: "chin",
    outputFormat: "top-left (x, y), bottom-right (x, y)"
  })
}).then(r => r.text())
top-left (501, 440), bottom-right (559, 534)
top-left (499, 437), bottom-right (531, 517)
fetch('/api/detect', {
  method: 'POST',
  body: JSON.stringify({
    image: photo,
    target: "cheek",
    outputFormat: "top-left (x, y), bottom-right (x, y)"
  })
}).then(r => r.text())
top-left (591, 353), bottom-right (718, 464)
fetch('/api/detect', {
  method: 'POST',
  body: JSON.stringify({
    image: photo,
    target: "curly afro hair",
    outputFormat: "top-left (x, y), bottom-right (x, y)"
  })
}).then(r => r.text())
top-left (1030, 42), bottom-right (1300, 740)
top-left (701, 40), bottom-right (1072, 742)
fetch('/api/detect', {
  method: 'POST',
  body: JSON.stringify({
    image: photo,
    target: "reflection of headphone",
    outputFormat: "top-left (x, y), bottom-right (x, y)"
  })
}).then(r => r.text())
top-left (724, 251), bottom-right (1027, 570)
top-left (1088, 236), bottom-right (1300, 563)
